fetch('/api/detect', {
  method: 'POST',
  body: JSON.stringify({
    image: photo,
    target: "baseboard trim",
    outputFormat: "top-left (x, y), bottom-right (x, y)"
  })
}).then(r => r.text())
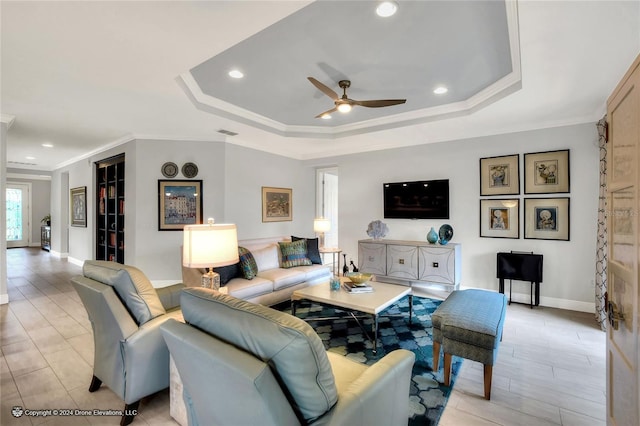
top-left (50, 250), bottom-right (69, 259)
top-left (0, 293), bottom-right (8, 305)
top-left (68, 257), bottom-right (83, 267)
top-left (459, 285), bottom-right (595, 313)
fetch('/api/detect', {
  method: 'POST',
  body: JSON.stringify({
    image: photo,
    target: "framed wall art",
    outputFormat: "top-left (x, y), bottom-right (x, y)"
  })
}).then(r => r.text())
top-left (158, 180), bottom-right (203, 230)
top-left (524, 149), bottom-right (570, 194)
top-left (524, 197), bottom-right (570, 241)
top-left (262, 186), bottom-right (292, 222)
top-left (70, 186), bottom-right (87, 227)
top-left (480, 199), bottom-right (519, 239)
top-left (479, 154), bottom-right (520, 196)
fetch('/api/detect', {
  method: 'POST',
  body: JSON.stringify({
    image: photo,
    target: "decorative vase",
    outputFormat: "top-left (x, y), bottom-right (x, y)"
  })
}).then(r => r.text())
top-left (427, 227), bottom-right (439, 244)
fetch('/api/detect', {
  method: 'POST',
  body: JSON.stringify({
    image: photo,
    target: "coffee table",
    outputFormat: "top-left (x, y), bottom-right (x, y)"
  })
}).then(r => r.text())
top-left (291, 279), bottom-right (412, 354)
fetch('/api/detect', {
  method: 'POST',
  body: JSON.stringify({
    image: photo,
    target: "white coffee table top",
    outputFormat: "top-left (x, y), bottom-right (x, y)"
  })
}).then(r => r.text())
top-left (291, 279), bottom-right (411, 315)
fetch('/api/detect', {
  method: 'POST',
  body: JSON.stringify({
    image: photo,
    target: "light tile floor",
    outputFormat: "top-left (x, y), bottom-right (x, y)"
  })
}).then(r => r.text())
top-left (1, 248), bottom-right (605, 425)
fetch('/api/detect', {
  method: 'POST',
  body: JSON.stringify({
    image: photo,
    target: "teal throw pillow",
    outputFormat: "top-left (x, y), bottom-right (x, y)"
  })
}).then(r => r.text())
top-left (238, 247), bottom-right (258, 280)
top-left (278, 239), bottom-right (312, 269)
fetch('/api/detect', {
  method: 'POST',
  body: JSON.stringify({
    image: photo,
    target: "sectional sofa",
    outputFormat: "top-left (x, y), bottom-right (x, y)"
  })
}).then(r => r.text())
top-left (181, 236), bottom-right (332, 306)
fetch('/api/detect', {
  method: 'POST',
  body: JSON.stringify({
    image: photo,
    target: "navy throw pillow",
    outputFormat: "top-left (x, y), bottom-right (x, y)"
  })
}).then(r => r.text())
top-left (213, 263), bottom-right (240, 286)
top-left (291, 236), bottom-right (322, 265)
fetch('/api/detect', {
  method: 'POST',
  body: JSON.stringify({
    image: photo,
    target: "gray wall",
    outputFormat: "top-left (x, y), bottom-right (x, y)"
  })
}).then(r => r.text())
top-left (305, 122), bottom-right (599, 310)
top-left (49, 122), bottom-right (599, 310)
top-left (224, 144), bottom-right (317, 240)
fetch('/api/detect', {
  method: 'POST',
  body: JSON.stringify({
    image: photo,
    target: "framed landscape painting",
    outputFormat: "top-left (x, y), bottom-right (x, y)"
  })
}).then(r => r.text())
top-left (262, 187), bottom-right (292, 222)
top-left (158, 180), bottom-right (203, 230)
top-left (479, 154), bottom-right (520, 196)
top-left (480, 199), bottom-right (519, 239)
top-left (524, 197), bottom-right (570, 241)
top-left (524, 149), bottom-right (570, 194)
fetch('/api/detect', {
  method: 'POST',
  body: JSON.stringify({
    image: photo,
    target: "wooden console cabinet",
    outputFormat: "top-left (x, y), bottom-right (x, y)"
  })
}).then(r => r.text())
top-left (358, 239), bottom-right (461, 291)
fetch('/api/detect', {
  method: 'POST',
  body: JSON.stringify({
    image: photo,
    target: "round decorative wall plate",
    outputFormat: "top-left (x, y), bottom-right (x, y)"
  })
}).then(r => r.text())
top-left (182, 162), bottom-right (198, 178)
top-left (161, 162), bottom-right (178, 178)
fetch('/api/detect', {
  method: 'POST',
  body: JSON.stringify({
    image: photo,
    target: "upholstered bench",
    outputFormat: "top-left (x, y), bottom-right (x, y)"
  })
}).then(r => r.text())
top-left (432, 289), bottom-right (507, 399)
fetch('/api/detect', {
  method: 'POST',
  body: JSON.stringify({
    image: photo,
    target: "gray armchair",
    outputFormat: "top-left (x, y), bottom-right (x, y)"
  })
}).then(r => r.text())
top-left (161, 288), bottom-right (415, 426)
top-left (71, 260), bottom-right (183, 426)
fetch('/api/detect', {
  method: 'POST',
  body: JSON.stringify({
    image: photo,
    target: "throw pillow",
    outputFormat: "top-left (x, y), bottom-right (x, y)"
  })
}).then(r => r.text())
top-left (278, 239), bottom-right (312, 268)
top-left (213, 263), bottom-right (240, 286)
top-left (238, 247), bottom-right (258, 280)
top-left (291, 236), bottom-right (322, 264)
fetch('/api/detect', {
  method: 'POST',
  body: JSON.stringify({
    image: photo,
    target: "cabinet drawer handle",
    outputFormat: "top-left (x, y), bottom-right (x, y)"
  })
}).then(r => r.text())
top-left (432, 262), bottom-right (439, 268)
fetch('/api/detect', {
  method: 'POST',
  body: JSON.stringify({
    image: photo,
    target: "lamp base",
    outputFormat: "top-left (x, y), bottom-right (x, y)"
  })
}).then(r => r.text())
top-left (201, 269), bottom-right (221, 290)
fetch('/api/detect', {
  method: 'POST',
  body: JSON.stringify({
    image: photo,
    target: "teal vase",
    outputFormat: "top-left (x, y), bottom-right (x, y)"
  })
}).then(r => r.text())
top-left (427, 227), bottom-right (439, 244)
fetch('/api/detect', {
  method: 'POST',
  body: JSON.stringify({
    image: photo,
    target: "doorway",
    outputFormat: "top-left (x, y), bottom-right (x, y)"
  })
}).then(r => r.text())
top-left (316, 167), bottom-right (338, 249)
top-left (6, 182), bottom-right (31, 248)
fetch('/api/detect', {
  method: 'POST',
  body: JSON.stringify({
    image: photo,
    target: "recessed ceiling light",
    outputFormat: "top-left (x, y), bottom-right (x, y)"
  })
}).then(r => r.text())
top-left (434, 86), bottom-right (448, 95)
top-left (42, 143), bottom-right (54, 148)
top-left (228, 69), bottom-right (244, 79)
top-left (321, 114), bottom-right (331, 120)
top-left (376, 1), bottom-right (398, 17)
top-left (26, 156), bottom-right (36, 160)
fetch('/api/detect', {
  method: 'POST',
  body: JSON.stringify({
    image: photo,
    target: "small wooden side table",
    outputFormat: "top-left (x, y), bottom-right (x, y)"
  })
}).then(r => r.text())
top-left (319, 247), bottom-right (342, 276)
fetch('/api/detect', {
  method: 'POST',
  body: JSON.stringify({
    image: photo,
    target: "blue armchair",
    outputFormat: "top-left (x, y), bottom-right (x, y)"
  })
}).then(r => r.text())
top-left (71, 260), bottom-right (183, 425)
top-left (161, 288), bottom-right (415, 426)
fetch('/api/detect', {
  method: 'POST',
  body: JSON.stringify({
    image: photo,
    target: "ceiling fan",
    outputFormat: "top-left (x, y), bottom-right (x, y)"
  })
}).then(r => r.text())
top-left (308, 77), bottom-right (406, 118)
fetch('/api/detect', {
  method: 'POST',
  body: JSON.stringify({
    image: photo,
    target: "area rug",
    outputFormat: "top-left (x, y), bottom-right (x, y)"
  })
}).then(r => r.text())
top-left (280, 296), bottom-right (462, 425)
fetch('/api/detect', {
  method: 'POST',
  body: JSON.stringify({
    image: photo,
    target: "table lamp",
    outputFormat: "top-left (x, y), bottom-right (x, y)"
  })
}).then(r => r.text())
top-left (183, 218), bottom-right (239, 290)
top-left (313, 217), bottom-right (331, 249)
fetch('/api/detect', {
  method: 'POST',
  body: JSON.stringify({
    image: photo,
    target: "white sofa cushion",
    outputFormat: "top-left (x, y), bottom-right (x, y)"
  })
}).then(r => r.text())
top-left (258, 268), bottom-right (307, 291)
top-left (226, 276), bottom-right (274, 300)
top-left (295, 264), bottom-right (332, 282)
top-left (251, 244), bottom-right (280, 272)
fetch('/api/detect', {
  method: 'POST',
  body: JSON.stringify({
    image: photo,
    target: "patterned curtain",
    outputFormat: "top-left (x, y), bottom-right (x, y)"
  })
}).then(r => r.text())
top-left (595, 117), bottom-right (608, 331)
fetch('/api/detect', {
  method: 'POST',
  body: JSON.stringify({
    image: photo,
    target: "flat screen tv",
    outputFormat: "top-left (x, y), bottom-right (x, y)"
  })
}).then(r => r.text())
top-left (383, 179), bottom-right (449, 219)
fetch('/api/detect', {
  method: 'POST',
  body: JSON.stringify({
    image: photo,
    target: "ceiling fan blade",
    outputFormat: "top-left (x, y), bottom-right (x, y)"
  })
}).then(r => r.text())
top-left (353, 99), bottom-right (407, 108)
top-left (314, 107), bottom-right (338, 119)
top-left (308, 77), bottom-right (339, 100)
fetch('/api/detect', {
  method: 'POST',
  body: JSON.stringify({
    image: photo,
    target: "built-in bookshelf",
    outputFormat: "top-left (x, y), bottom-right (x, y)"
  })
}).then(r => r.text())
top-left (96, 154), bottom-right (125, 263)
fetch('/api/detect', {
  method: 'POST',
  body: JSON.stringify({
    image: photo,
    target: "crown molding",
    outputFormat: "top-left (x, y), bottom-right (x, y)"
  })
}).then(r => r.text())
top-left (180, 1), bottom-right (522, 141)
top-left (0, 114), bottom-right (16, 129)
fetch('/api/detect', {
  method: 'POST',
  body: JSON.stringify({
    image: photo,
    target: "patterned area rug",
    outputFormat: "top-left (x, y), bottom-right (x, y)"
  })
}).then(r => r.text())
top-left (280, 295), bottom-right (462, 425)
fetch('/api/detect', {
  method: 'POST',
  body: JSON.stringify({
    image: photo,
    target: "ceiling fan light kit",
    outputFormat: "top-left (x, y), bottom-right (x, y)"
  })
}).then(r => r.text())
top-left (308, 76), bottom-right (406, 119)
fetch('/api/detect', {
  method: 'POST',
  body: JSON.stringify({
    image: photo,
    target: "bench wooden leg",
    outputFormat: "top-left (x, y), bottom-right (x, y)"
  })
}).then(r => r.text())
top-left (433, 340), bottom-right (441, 371)
top-left (483, 364), bottom-right (493, 400)
top-left (444, 352), bottom-right (452, 386)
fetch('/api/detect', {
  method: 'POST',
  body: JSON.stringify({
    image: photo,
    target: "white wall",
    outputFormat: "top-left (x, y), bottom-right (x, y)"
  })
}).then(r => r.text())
top-left (225, 144), bottom-right (317, 240)
top-left (305, 122), bottom-right (600, 311)
top-left (131, 139), bottom-right (227, 281)
top-left (51, 123), bottom-right (599, 310)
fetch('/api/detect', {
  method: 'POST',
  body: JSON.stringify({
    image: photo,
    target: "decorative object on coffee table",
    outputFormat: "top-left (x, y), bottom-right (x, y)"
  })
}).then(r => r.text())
top-left (366, 220), bottom-right (388, 240)
top-left (344, 272), bottom-right (372, 284)
top-left (427, 227), bottom-right (439, 244)
top-left (342, 254), bottom-right (349, 275)
top-left (438, 224), bottom-right (454, 245)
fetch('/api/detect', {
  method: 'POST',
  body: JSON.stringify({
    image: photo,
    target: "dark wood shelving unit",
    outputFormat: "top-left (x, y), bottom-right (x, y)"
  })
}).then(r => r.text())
top-left (96, 154), bottom-right (125, 263)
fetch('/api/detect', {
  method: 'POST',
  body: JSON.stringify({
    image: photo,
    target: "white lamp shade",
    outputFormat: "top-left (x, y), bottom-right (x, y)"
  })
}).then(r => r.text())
top-left (183, 223), bottom-right (239, 268)
top-left (314, 218), bottom-right (331, 233)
